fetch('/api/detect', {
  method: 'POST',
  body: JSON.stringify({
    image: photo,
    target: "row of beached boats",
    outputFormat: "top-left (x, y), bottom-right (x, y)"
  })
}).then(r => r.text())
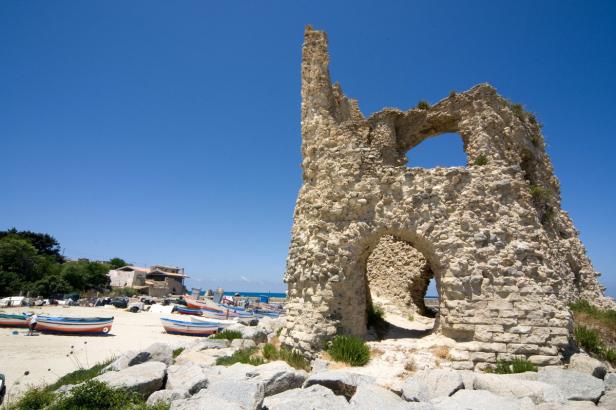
top-left (0, 295), bottom-right (283, 337)
top-left (0, 313), bottom-right (114, 334)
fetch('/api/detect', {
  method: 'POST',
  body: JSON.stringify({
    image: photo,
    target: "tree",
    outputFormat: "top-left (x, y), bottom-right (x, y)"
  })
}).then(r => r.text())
top-left (33, 274), bottom-right (71, 297)
top-left (109, 258), bottom-right (127, 269)
top-left (0, 237), bottom-right (41, 282)
top-left (0, 271), bottom-right (23, 296)
top-left (0, 228), bottom-right (64, 263)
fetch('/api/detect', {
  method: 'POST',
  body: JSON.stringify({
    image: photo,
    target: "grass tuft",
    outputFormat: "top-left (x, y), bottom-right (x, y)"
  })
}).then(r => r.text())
top-left (416, 100), bottom-right (431, 110)
top-left (327, 335), bottom-right (370, 366)
top-left (489, 357), bottom-right (537, 374)
top-left (47, 359), bottom-right (113, 391)
top-left (172, 347), bottom-right (184, 359)
top-left (210, 330), bottom-right (243, 341)
top-left (473, 154), bottom-right (488, 166)
top-left (570, 300), bottom-right (616, 366)
top-left (215, 348), bottom-right (264, 366)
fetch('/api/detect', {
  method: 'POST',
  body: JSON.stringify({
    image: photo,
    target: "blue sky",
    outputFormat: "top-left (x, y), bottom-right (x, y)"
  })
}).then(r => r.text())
top-left (1, 1), bottom-right (615, 296)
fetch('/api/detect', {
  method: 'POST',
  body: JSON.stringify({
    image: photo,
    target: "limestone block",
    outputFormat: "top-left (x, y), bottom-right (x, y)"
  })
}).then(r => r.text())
top-left (568, 353), bottom-right (607, 379)
top-left (263, 385), bottom-right (350, 410)
top-left (537, 368), bottom-right (604, 402)
top-left (94, 361), bottom-right (166, 397)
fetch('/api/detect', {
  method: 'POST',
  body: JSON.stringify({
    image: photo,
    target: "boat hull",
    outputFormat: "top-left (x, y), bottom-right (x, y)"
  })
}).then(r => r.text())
top-left (35, 318), bottom-right (114, 334)
top-left (0, 313), bottom-right (30, 328)
top-left (161, 318), bottom-right (220, 336)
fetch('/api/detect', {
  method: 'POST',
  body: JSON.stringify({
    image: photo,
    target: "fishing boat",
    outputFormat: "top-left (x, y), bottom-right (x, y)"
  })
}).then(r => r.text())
top-left (0, 313), bottom-right (30, 327)
top-left (181, 296), bottom-right (256, 319)
top-left (160, 317), bottom-right (220, 336)
top-left (187, 315), bottom-right (236, 327)
top-left (35, 316), bottom-right (114, 334)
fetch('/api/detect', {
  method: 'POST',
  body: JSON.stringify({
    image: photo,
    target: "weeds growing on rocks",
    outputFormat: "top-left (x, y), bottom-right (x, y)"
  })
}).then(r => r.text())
top-left (47, 358), bottom-right (113, 391)
top-left (172, 347), bottom-right (184, 359)
top-left (260, 344), bottom-right (310, 371)
top-left (215, 348), bottom-right (264, 366)
top-left (473, 154), bottom-right (488, 166)
top-left (570, 300), bottom-right (616, 365)
top-left (327, 335), bottom-right (370, 366)
top-left (210, 330), bottom-right (243, 341)
top-left (489, 357), bottom-right (537, 374)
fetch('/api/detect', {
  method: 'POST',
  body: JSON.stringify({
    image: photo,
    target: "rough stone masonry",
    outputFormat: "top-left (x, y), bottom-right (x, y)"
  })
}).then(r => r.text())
top-left (280, 26), bottom-right (614, 370)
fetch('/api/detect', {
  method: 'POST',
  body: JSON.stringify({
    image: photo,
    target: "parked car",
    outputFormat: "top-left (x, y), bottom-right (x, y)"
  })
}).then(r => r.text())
top-left (111, 297), bottom-right (128, 309)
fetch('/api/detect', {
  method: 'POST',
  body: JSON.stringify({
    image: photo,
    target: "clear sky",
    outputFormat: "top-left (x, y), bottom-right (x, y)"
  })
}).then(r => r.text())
top-left (1, 1), bottom-right (615, 296)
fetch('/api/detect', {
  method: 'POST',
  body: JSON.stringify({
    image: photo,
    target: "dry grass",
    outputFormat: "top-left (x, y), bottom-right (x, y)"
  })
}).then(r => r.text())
top-left (404, 358), bottom-right (416, 372)
top-left (431, 346), bottom-right (450, 360)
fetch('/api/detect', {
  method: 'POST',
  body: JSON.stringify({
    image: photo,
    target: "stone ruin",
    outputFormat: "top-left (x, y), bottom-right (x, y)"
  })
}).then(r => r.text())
top-left (280, 26), bottom-right (613, 370)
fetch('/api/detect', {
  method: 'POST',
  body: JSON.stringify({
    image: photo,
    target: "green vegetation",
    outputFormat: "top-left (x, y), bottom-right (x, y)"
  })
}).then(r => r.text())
top-left (570, 300), bottom-right (616, 366)
top-left (529, 185), bottom-right (551, 203)
top-left (260, 343), bottom-right (310, 371)
top-left (416, 100), bottom-right (431, 110)
top-left (489, 357), bottom-right (537, 374)
top-left (172, 347), bottom-right (184, 359)
top-left (6, 380), bottom-right (168, 410)
top-left (215, 347), bottom-right (264, 366)
top-left (327, 335), bottom-right (371, 366)
top-left (47, 359), bottom-right (113, 391)
top-left (0, 228), bottom-right (126, 297)
top-left (510, 103), bottom-right (525, 120)
top-left (449, 90), bottom-right (457, 98)
top-left (210, 330), bottom-right (243, 341)
top-left (473, 154), bottom-right (488, 166)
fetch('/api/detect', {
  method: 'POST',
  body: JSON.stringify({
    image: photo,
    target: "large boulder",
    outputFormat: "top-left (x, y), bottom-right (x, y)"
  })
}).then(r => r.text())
top-left (537, 400), bottom-right (602, 409)
top-left (170, 394), bottom-right (245, 410)
top-left (401, 378), bottom-right (430, 402)
top-left (263, 385), bottom-right (350, 410)
top-left (147, 389), bottom-right (189, 406)
top-left (403, 369), bottom-right (463, 400)
top-left (166, 363), bottom-right (209, 395)
top-left (598, 389), bottom-right (616, 409)
top-left (538, 368), bottom-right (605, 402)
top-left (605, 373), bottom-right (616, 391)
top-left (94, 361), bottom-right (166, 397)
top-left (107, 343), bottom-right (175, 371)
top-left (231, 338), bottom-right (257, 349)
top-left (174, 346), bottom-right (238, 366)
top-left (194, 379), bottom-right (264, 410)
top-left (569, 353), bottom-right (608, 379)
top-left (303, 371), bottom-right (375, 400)
top-left (472, 373), bottom-right (565, 404)
top-left (137, 342), bottom-right (174, 366)
top-left (246, 361), bottom-right (307, 396)
top-left (431, 389), bottom-right (535, 410)
top-left (351, 383), bottom-right (419, 409)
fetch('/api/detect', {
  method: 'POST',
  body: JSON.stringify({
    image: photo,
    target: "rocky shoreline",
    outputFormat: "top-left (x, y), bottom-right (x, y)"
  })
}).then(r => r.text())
top-left (46, 318), bottom-right (616, 409)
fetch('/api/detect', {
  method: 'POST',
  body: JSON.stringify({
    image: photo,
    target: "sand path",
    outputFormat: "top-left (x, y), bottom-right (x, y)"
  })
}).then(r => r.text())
top-left (0, 305), bottom-right (198, 398)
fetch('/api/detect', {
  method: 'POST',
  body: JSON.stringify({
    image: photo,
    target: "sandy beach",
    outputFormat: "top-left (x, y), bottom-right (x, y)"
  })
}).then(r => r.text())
top-left (0, 305), bottom-right (199, 397)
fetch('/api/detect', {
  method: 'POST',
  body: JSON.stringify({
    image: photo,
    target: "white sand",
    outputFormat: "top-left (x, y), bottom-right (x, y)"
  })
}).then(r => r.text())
top-left (0, 305), bottom-right (199, 398)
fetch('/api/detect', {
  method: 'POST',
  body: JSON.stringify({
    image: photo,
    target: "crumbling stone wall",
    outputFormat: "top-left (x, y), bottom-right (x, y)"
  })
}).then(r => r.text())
top-left (281, 26), bottom-right (613, 370)
top-left (367, 235), bottom-right (432, 316)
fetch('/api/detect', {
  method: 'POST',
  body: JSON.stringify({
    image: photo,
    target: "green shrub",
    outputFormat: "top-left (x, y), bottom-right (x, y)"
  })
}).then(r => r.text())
top-left (47, 359), bottom-right (113, 391)
top-left (473, 154), bottom-right (488, 166)
top-left (570, 300), bottom-right (616, 328)
top-left (278, 347), bottom-right (310, 371)
top-left (210, 330), bottom-right (243, 341)
top-left (262, 343), bottom-right (278, 360)
top-left (327, 335), bottom-right (370, 366)
top-left (511, 103), bottom-right (525, 120)
top-left (449, 90), bottom-right (457, 98)
top-left (574, 325), bottom-right (602, 353)
top-left (276, 327), bottom-right (283, 337)
top-left (490, 357), bottom-right (537, 374)
top-left (416, 100), bottom-right (431, 110)
top-left (529, 185), bottom-right (551, 203)
top-left (216, 348), bottom-right (264, 366)
top-left (6, 386), bottom-right (56, 410)
top-left (172, 347), bottom-right (184, 359)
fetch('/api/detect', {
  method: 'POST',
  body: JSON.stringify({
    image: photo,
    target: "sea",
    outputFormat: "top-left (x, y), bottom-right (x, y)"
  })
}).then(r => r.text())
top-left (223, 291), bottom-right (286, 298)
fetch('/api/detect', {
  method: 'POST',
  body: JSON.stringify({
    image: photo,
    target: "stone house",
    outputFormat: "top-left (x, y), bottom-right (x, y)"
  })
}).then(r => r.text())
top-left (108, 265), bottom-right (188, 297)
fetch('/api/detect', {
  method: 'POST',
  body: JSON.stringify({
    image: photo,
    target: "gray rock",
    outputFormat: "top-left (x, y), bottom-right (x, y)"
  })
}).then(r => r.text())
top-left (537, 400), bottom-right (600, 409)
top-left (473, 372), bottom-right (565, 404)
top-left (170, 395), bottom-right (245, 410)
top-left (227, 323), bottom-right (268, 344)
top-left (405, 369), bottom-right (463, 400)
top-left (147, 389), bottom-right (189, 406)
top-left (569, 353), bottom-right (608, 379)
top-left (303, 371), bottom-right (375, 400)
top-left (538, 368), bottom-right (605, 402)
top-left (263, 385), bottom-right (350, 410)
top-left (351, 383), bottom-right (418, 409)
top-left (431, 389), bottom-right (535, 410)
top-left (105, 350), bottom-right (140, 371)
top-left (231, 338), bottom-right (257, 349)
top-left (598, 389), bottom-right (616, 409)
top-left (310, 358), bottom-right (331, 373)
top-left (194, 339), bottom-right (230, 350)
top-left (94, 361), bottom-right (166, 396)
top-left (457, 370), bottom-right (476, 389)
top-left (605, 373), bottom-right (616, 390)
top-left (202, 379), bottom-right (264, 410)
top-left (166, 363), bottom-right (209, 395)
top-left (139, 342), bottom-right (174, 366)
top-left (246, 361), bottom-right (307, 396)
top-left (402, 378), bottom-right (430, 402)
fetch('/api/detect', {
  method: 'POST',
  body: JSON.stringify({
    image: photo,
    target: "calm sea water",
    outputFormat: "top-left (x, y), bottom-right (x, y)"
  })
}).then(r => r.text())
top-left (223, 291), bottom-right (286, 298)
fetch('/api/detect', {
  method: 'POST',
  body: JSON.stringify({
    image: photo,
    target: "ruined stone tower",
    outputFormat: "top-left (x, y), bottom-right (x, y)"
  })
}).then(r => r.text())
top-left (281, 26), bottom-right (612, 369)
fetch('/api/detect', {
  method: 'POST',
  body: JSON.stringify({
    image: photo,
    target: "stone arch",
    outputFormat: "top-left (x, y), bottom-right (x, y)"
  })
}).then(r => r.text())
top-left (331, 228), bottom-right (444, 339)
